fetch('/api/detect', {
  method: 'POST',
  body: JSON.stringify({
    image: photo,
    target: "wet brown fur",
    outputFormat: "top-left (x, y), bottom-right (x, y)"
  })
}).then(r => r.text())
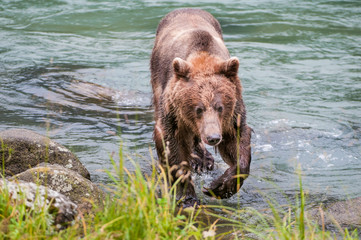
top-left (150, 9), bottom-right (252, 206)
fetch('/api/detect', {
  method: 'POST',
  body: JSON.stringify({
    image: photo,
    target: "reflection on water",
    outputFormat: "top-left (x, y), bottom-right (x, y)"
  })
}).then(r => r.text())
top-left (0, 0), bottom-right (360, 209)
top-left (0, 65), bottom-right (154, 183)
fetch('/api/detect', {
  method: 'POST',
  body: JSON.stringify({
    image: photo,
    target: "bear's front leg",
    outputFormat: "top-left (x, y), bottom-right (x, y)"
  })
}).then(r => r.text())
top-left (203, 125), bottom-right (252, 199)
top-left (190, 138), bottom-right (215, 174)
top-left (154, 122), bottom-right (200, 207)
top-left (170, 161), bottom-right (200, 207)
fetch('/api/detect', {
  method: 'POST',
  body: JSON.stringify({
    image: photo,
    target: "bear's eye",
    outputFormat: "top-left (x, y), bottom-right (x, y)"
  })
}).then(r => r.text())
top-left (217, 106), bottom-right (223, 113)
top-left (195, 107), bottom-right (203, 117)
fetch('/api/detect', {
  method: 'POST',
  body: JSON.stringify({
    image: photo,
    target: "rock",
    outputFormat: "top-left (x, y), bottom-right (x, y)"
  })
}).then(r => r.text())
top-left (10, 164), bottom-right (104, 213)
top-left (0, 128), bottom-right (90, 179)
top-left (308, 197), bottom-right (361, 230)
top-left (0, 179), bottom-right (77, 229)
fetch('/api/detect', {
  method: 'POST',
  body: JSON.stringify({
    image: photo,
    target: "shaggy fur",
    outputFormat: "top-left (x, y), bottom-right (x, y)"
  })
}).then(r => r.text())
top-left (150, 9), bottom-right (252, 207)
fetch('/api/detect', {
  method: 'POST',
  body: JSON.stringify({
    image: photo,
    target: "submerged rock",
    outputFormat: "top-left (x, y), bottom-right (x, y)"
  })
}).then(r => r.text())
top-left (0, 128), bottom-right (90, 179)
top-left (0, 179), bottom-right (77, 229)
top-left (309, 197), bottom-right (361, 230)
top-left (10, 164), bottom-right (104, 213)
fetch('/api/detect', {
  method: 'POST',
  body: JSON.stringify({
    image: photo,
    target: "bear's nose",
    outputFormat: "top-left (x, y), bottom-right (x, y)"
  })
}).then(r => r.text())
top-left (206, 134), bottom-right (221, 146)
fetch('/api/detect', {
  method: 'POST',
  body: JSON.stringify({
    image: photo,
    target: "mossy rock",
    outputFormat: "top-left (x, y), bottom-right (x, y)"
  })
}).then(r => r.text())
top-left (0, 128), bottom-right (90, 179)
top-left (0, 179), bottom-right (77, 229)
top-left (10, 164), bottom-right (104, 212)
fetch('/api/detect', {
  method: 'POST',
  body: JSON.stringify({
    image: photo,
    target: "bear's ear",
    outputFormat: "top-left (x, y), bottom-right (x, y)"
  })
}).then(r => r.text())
top-left (221, 57), bottom-right (239, 77)
top-left (173, 57), bottom-right (190, 79)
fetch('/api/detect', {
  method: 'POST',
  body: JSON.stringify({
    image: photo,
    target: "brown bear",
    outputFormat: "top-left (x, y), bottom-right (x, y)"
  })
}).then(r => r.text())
top-left (150, 8), bottom-right (252, 207)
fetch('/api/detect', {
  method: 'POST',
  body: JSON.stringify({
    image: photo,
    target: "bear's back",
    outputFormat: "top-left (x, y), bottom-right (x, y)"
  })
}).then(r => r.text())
top-left (151, 9), bottom-right (230, 92)
top-left (155, 8), bottom-right (222, 37)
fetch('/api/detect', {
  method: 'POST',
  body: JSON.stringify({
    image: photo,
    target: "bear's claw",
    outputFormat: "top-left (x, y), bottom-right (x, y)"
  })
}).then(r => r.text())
top-left (190, 148), bottom-right (214, 174)
top-left (202, 166), bottom-right (244, 199)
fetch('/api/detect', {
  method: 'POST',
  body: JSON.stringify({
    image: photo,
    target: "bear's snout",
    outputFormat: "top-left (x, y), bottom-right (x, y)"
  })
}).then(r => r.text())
top-left (200, 110), bottom-right (222, 146)
top-left (206, 134), bottom-right (221, 146)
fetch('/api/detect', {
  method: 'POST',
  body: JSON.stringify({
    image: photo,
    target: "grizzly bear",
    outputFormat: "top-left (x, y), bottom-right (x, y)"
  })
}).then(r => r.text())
top-left (151, 8), bottom-right (252, 207)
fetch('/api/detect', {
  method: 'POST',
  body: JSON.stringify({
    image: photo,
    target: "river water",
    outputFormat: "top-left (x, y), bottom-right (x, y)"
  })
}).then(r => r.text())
top-left (1, 0), bottom-right (360, 209)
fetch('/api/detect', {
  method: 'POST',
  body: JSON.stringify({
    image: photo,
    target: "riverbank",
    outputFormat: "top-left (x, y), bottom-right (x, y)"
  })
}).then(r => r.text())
top-left (1, 129), bottom-right (359, 239)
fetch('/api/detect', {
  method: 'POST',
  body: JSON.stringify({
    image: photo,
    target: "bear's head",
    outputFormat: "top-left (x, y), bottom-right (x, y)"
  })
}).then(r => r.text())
top-left (167, 52), bottom-right (240, 146)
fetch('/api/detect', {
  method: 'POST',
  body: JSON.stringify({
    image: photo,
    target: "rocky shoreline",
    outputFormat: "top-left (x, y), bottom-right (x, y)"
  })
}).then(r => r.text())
top-left (0, 128), bottom-right (104, 228)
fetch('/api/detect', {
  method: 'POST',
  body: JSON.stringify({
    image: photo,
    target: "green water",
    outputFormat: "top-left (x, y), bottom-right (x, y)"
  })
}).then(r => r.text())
top-left (1, 0), bottom-right (360, 208)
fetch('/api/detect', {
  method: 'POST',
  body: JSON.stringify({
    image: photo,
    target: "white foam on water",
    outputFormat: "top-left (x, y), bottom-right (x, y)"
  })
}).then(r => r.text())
top-left (256, 144), bottom-right (274, 152)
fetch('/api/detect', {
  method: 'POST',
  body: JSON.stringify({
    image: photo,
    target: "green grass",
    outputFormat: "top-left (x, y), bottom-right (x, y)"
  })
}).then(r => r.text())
top-left (76, 144), bottom-right (204, 239)
top-left (0, 144), bottom-right (359, 240)
top-left (211, 171), bottom-right (360, 240)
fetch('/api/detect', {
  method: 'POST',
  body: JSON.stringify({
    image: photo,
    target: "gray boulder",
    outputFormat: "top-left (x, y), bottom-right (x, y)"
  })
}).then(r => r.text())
top-left (0, 128), bottom-right (90, 179)
top-left (10, 164), bottom-right (104, 213)
top-left (0, 179), bottom-right (77, 229)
